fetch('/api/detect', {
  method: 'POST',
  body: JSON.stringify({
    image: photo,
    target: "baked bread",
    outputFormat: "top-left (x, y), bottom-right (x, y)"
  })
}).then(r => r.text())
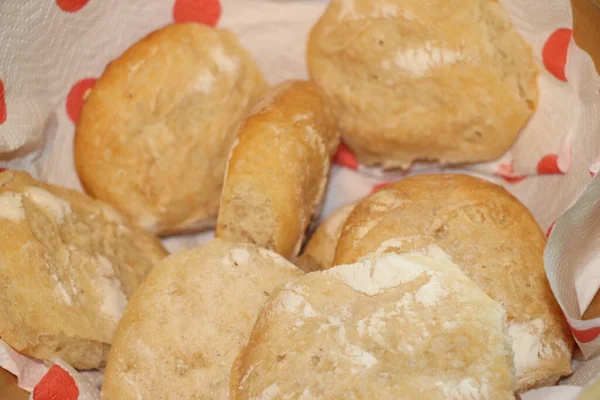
top-left (0, 170), bottom-right (167, 370)
top-left (307, 0), bottom-right (538, 169)
top-left (334, 174), bottom-right (573, 390)
top-left (296, 203), bottom-right (355, 272)
top-left (75, 23), bottom-right (268, 236)
top-left (216, 81), bottom-right (340, 259)
top-left (231, 251), bottom-right (516, 399)
top-left (101, 239), bottom-right (302, 400)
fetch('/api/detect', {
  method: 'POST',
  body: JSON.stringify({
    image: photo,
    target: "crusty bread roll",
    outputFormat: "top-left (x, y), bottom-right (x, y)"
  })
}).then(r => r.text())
top-left (307, 0), bottom-right (538, 169)
top-left (0, 171), bottom-right (166, 370)
top-left (102, 239), bottom-right (302, 400)
top-left (216, 81), bottom-right (340, 259)
top-left (75, 23), bottom-right (268, 236)
top-left (296, 203), bottom-right (355, 272)
top-left (334, 174), bottom-right (573, 391)
top-left (231, 251), bottom-right (516, 399)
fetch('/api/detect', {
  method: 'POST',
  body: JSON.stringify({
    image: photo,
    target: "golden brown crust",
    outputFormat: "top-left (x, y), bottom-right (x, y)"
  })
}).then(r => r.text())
top-left (74, 23), bottom-right (268, 236)
top-left (334, 174), bottom-right (573, 391)
top-left (0, 171), bottom-right (166, 369)
top-left (307, 0), bottom-right (539, 169)
top-left (216, 80), bottom-right (340, 259)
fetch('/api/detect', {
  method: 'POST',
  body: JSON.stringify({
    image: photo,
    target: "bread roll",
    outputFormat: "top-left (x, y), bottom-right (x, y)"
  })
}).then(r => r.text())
top-left (216, 81), bottom-right (340, 259)
top-left (334, 174), bottom-right (573, 390)
top-left (0, 171), bottom-right (166, 369)
top-left (102, 239), bottom-right (302, 400)
top-left (75, 23), bottom-right (268, 236)
top-left (296, 203), bottom-right (355, 272)
top-left (307, 0), bottom-right (538, 169)
top-left (231, 251), bottom-right (515, 399)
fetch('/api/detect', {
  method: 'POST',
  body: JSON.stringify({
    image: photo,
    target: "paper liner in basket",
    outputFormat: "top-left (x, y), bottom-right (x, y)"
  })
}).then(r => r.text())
top-left (0, 0), bottom-right (600, 398)
top-left (545, 174), bottom-right (600, 361)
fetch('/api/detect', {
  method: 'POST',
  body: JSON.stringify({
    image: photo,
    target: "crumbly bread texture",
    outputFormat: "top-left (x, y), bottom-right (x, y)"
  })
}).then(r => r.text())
top-left (296, 203), bottom-right (355, 272)
top-left (231, 251), bottom-right (516, 399)
top-left (75, 23), bottom-right (268, 236)
top-left (334, 174), bottom-right (573, 391)
top-left (216, 80), bottom-right (340, 259)
top-left (307, 0), bottom-right (538, 169)
top-left (102, 239), bottom-right (303, 400)
top-left (0, 171), bottom-right (167, 370)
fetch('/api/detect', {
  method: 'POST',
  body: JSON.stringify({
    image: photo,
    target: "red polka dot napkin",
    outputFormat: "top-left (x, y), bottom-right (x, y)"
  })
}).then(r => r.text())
top-left (0, 340), bottom-right (101, 398)
top-left (0, 0), bottom-right (599, 397)
top-left (31, 361), bottom-right (101, 400)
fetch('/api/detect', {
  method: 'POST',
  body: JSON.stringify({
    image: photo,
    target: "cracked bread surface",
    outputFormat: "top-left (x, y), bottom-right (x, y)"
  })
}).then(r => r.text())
top-left (0, 170), bottom-right (166, 369)
top-left (307, 0), bottom-right (538, 169)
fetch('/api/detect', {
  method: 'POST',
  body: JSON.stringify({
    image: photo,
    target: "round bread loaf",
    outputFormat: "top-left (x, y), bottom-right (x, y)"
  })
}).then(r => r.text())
top-left (307, 0), bottom-right (538, 169)
top-left (102, 239), bottom-right (303, 400)
top-left (216, 80), bottom-right (340, 259)
top-left (333, 174), bottom-right (573, 391)
top-left (75, 23), bottom-right (268, 236)
top-left (296, 203), bottom-right (355, 272)
top-left (231, 251), bottom-right (516, 399)
top-left (0, 170), bottom-right (167, 370)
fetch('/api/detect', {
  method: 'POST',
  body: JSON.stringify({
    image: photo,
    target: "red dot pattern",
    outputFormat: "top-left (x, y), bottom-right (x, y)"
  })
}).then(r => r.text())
top-left (66, 78), bottom-right (96, 124)
top-left (0, 79), bottom-right (6, 125)
top-left (56, 0), bottom-right (90, 13)
top-left (0, 168), bottom-right (6, 173)
top-left (502, 175), bottom-right (526, 184)
top-left (537, 154), bottom-right (562, 175)
top-left (173, 0), bottom-right (222, 27)
top-left (33, 365), bottom-right (79, 400)
top-left (334, 142), bottom-right (359, 170)
top-left (546, 220), bottom-right (556, 238)
top-left (570, 325), bottom-right (600, 344)
top-left (589, 160), bottom-right (600, 178)
top-left (495, 162), bottom-right (526, 184)
top-left (370, 182), bottom-right (390, 195)
top-left (542, 28), bottom-right (572, 82)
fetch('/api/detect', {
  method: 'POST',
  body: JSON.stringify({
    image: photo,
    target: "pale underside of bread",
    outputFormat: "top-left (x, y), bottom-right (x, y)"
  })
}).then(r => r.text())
top-left (216, 80), bottom-right (340, 259)
top-left (218, 185), bottom-right (278, 250)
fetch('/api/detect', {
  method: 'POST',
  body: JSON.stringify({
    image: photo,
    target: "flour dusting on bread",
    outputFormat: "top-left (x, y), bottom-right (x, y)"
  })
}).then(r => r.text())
top-left (508, 319), bottom-right (552, 378)
top-left (232, 252), bottom-right (515, 399)
top-left (329, 254), bottom-right (425, 295)
top-left (391, 42), bottom-right (469, 77)
top-left (0, 192), bottom-right (25, 222)
top-left (25, 187), bottom-right (72, 222)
